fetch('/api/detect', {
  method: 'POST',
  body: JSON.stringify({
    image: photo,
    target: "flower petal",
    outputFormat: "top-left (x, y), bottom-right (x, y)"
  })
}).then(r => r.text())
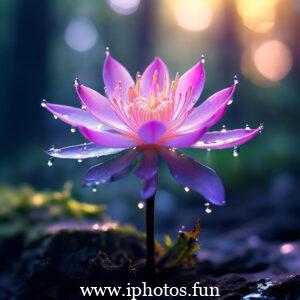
top-left (178, 85), bottom-right (236, 133)
top-left (44, 103), bottom-right (102, 130)
top-left (192, 127), bottom-right (262, 150)
top-left (138, 121), bottom-right (166, 144)
top-left (75, 82), bottom-right (129, 133)
top-left (141, 173), bottom-right (158, 200)
top-left (174, 62), bottom-right (205, 117)
top-left (80, 127), bottom-right (136, 148)
top-left (134, 149), bottom-right (158, 180)
top-left (159, 148), bottom-right (225, 205)
top-left (162, 127), bottom-right (207, 148)
top-left (141, 57), bottom-right (170, 95)
top-left (82, 149), bottom-right (138, 187)
top-left (103, 54), bottom-right (134, 100)
top-left (46, 143), bottom-right (124, 160)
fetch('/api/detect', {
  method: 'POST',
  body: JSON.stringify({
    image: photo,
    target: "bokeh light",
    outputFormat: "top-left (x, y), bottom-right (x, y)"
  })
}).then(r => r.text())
top-left (174, 0), bottom-right (213, 32)
top-left (108, 0), bottom-right (140, 15)
top-left (254, 40), bottom-right (292, 81)
top-left (64, 17), bottom-right (98, 52)
top-left (236, 0), bottom-right (279, 33)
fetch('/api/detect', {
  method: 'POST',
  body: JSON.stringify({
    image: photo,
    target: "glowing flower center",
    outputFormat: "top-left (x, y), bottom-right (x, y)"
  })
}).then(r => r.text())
top-left (110, 70), bottom-right (194, 134)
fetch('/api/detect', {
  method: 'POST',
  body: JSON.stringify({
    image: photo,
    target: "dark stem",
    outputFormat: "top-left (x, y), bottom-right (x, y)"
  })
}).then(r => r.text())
top-left (146, 194), bottom-right (155, 274)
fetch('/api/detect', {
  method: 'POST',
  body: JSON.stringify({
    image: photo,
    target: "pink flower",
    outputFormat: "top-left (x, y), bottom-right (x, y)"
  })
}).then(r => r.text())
top-left (43, 51), bottom-right (262, 205)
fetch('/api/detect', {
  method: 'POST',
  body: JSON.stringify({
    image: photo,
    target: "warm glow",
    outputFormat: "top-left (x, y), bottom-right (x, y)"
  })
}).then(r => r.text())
top-left (174, 0), bottom-right (213, 31)
top-left (254, 40), bottom-right (292, 81)
top-left (236, 0), bottom-right (279, 33)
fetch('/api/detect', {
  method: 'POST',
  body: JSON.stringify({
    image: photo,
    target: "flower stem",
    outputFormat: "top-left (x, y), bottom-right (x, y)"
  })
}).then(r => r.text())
top-left (146, 194), bottom-right (155, 274)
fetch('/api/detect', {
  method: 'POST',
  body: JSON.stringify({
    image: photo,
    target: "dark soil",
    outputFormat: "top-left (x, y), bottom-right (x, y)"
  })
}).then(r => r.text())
top-left (0, 226), bottom-right (299, 300)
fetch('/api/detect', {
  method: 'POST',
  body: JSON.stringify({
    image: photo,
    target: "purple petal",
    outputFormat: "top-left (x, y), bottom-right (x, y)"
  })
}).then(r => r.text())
top-left (103, 54), bottom-right (134, 100)
top-left (141, 173), bottom-right (158, 200)
top-left (138, 121), bottom-right (166, 144)
top-left (192, 127), bottom-right (262, 150)
top-left (141, 57), bottom-right (170, 95)
top-left (134, 149), bottom-right (158, 180)
top-left (46, 143), bottom-right (124, 159)
top-left (162, 127), bottom-right (207, 148)
top-left (44, 103), bottom-right (102, 130)
top-left (179, 85), bottom-right (236, 132)
top-left (75, 82), bottom-right (129, 133)
top-left (82, 149), bottom-right (138, 186)
top-left (159, 148), bottom-right (225, 205)
top-left (80, 127), bottom-right (136, 148)
top-left (174, 62), bottom-right (205, 116)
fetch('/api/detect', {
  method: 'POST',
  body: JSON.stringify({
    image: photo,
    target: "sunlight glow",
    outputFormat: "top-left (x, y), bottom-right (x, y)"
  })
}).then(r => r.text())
top-left (236, 0), bottom-right (279, 33)
top-left (174, 0), bottom-right (213, 32)
top-left (254, 40), bottom-right (292, 81)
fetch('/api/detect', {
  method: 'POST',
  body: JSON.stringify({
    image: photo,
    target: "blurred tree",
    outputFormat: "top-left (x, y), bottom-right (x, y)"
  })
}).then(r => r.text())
top-left (3, 0), bottom-right (51, 157)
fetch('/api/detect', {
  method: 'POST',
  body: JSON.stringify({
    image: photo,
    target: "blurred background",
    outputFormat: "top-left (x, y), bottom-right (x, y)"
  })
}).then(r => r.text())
top-left (0, 0), bottom-right (300, 241)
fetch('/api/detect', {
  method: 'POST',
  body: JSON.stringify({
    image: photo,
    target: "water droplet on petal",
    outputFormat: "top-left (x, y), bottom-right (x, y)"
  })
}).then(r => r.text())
top-left (233, 146), bottom-right (239, 157)
top-left (221, 125), bottom-right (227, 132)
top-left (245, 124), bottom-right (251, 130)
top-left (207, 148), bottom-right (211, 152)
top-left (41, 99), bottom-right (47, 107)
top-left (234, 75), bottom-right (239, 84)
top-left (70, 127), bottom-right (76, 133)
top-left (47, 157), bottom-right (54, 167)
top-left (184, 186), bottom-right (190, 192)
top-left (77, 159), bottom-right (83, 164)
top-left (259, 123), bottom-right (264, 133)
top-left (53, 115), bottom-right (58, 120)
top-left (81, 104), bottom-right (87, 110)
top-left (200, 54), bottom-right (205, 64)
top-left (105, 46), bottom-right (110, 56)
top-left (137, 201), bottom-right (144, 209)
top-left (227, 99), bottom-right (233, 106)
top-left (49, 145), bottom-right (55, 151)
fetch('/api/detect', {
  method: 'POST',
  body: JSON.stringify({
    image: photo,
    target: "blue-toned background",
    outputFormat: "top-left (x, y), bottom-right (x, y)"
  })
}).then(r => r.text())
top-left (0, 0), bottom-right (299, 240)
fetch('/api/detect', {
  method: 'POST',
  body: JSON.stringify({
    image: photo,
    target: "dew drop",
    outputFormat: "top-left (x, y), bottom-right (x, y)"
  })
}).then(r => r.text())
top-left (227, 99), bottom-right (233, 106)
top-left (259, 123), bottom-right (264, 133)
top-left (207, 148), bottom-right (211, 152)
top-left (70, 127), bottom-right (76, 133)
top-left (233, 146), bottom-right (239, 157)
top-left (221, 125), bottom-right (227, 132)
top-left (105, 46), bottom-right (110, 56)
top-left (200, 54), bottom-right (205, 64)
top-left (81, 104), bottom-right (87, 110)
top-left (245, 124), bottom-right (250, 130)
top-left (92, 187), bottom-right (97, 193)
top-left (53, 115), bottom-right (58, 120)
top-left (204, 203), bottom-right (212, 214)
top-left (184, 186), bottom-right (190, 192)
top-left (47, 157), bottom-right (54, 167)
top-left (49, 145), bottom-right (55, 151)
top-left (234, 75), bottom-right (239, 84)
top-left (137, 201), bottom-right (144, 209)
top-left (77, 159), bottom-right (83, 164)
top-left (41, 99), bottom-right (47, 107)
